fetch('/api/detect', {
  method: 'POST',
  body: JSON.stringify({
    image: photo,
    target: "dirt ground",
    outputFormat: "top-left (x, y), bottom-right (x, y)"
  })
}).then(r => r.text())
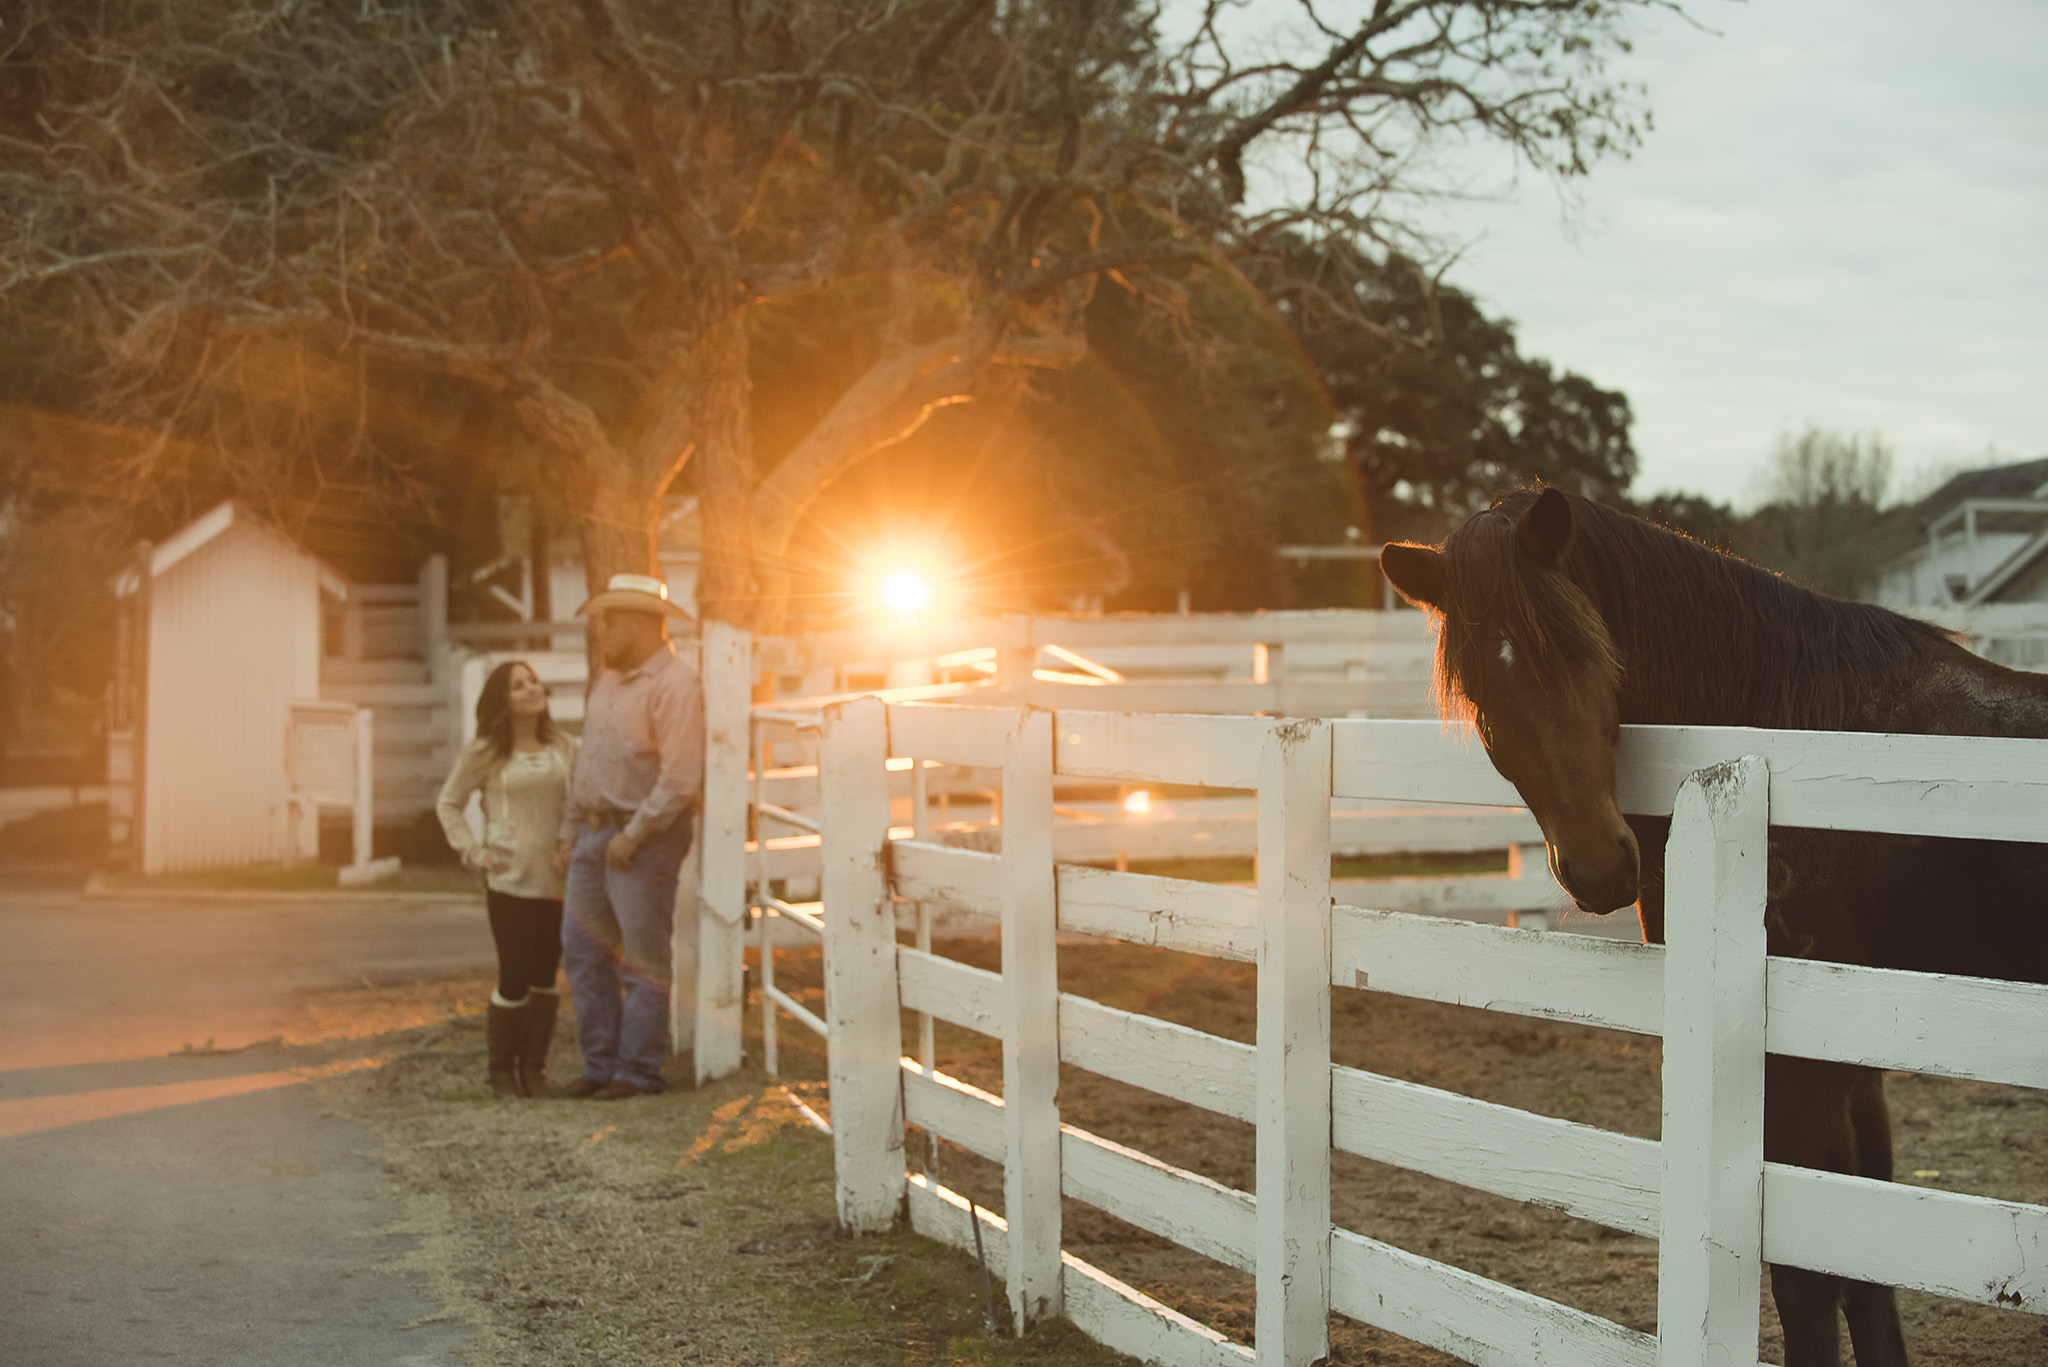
top-left (323, 940), bottom-right (2048, 1366)
top-left (757, 938), bottom-right (2048, 1367)
top-left (315, 976), bottom-right (1134, 1367)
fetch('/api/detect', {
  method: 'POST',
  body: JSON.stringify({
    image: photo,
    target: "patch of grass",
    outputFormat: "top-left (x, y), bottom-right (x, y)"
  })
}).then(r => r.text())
top-left (682, 1119), bottom-right (1136, 1364)
top-left (1110, 855), bottom-right (1256, 883)
top-left (1334, 850), bottom-right (1506, 880)
top-left (324, 1005), bottom-right (1139, 1367)
top-left (1107, 849), bottom-right (1507, 884)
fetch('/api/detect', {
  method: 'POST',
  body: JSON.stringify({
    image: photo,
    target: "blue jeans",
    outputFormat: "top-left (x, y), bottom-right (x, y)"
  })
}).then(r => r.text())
top-left (562, 819), bottom-right (690, 1091)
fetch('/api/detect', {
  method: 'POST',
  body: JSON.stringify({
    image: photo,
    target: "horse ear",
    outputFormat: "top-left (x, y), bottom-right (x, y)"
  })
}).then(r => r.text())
top-left (1516, 488), bottom-right (1573, 567)
top-left (1379, 543), bottom-right (1444, 609)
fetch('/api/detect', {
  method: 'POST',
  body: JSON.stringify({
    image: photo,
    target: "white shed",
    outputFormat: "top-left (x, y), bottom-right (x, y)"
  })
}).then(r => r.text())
top-left (109, 502), bottom-right (351, 874)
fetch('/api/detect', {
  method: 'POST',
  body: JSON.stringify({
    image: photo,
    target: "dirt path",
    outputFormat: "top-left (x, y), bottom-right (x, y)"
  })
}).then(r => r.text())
top-left (315, 977), bottom-right (1133, 1367)
top-left (317, 943), bottom-right (2048, 1366)
top-left (760, 940), bottom-right (2048, 1367)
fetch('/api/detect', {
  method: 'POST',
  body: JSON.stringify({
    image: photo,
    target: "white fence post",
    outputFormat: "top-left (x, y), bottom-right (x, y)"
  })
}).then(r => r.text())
top-left (996, 646), bottom-right (1035, 702)
top-left (1002, 706), bottom-right (1063, 1331)
top-left (692, 621), bottom-right (751, 1083)
top-left (1256, 717), bottom-right (1333, 1367)
top-left (821, 696), bottom-right (903, 1232)
top-left (352, 705), bottom-right (374, 869)
top-left (1658, 755), bottom-right (1769, 1367)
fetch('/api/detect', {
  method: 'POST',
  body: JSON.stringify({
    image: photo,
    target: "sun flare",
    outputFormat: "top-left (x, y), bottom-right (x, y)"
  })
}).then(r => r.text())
top-left (879, 569), bottom-right (931, 616)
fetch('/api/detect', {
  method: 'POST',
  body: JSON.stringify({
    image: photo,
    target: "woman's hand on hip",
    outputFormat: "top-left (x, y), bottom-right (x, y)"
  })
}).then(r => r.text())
top-left (466, 846), bottom-right (514, 876)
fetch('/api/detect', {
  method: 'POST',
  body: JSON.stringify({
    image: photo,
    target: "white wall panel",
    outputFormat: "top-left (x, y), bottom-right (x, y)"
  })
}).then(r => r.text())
top-left (143, 516), bottom-right (325, 873)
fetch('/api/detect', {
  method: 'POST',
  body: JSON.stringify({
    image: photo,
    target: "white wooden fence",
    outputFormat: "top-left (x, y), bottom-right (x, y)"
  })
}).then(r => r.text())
top-left (754, 606), bottom-right (1439, 719)
top-left (810, 698), bottom-right (2048, 1366)
top-left (683, 612), bottom-right (1570, 1088)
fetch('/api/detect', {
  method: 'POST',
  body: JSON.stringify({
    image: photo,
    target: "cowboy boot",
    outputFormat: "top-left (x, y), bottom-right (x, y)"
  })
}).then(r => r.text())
top-left (520, 987), bottom-right (559, 1096)
top-left (486, 993), bottom-right (529, 1098)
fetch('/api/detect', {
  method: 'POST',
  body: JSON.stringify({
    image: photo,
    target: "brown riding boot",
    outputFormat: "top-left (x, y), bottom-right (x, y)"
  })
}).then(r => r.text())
top-left (486, 993), bottom-right (529, 1098)
top-left (519, 987), bottom-right (559, 1096)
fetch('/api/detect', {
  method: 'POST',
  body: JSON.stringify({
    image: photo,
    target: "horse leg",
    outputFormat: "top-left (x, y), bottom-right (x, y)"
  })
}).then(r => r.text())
top-left (1842, 1069), bottom-right (1910, 1367)
top-left (1765, 1057), bottom-right (1855, 1367)
top-left (1771, 1263), bottom-right (1844, 1367)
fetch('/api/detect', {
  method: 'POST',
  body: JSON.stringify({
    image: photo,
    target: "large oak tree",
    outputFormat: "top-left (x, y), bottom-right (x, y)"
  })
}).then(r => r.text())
top-left (3, 0), bottom-right (1669, 626)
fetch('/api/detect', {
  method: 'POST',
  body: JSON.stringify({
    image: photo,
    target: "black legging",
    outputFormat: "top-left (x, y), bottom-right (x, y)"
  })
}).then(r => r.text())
top-left (486, 889), bottom-right (564, 1000)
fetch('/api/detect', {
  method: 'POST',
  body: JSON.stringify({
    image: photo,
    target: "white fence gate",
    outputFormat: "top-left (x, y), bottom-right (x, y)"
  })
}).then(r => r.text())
top-left (812, 698), bottom-right (2048, 1366)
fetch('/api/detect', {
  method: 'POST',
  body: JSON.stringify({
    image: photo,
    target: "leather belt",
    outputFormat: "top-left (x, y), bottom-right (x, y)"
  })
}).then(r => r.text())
top-left (582, 808), bottom-right (633, 830)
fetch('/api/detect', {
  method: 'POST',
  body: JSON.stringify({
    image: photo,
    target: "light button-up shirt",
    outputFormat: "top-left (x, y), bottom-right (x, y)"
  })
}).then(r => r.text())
top-left (559, 643), bottom-right (704, 845)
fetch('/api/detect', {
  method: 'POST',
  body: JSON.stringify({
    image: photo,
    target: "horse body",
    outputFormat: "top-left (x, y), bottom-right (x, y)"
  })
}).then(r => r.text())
top-left (1382, 488), bottom-right (2048, 1367)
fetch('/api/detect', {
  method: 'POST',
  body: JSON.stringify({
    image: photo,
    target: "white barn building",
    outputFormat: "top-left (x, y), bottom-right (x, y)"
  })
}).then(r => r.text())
top-left (109, 502), bottom-right (349, 874)
top-left (103, 495), bottom-right (705, 865)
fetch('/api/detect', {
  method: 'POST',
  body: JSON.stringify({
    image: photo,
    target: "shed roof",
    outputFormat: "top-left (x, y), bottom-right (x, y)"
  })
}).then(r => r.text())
top-left (118, 501), bottom-right (348, 599)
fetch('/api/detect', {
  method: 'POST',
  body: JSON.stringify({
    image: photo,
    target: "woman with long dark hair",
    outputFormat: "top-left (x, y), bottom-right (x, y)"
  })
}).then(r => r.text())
top-left (436, 660), bottom-right (578, 1097)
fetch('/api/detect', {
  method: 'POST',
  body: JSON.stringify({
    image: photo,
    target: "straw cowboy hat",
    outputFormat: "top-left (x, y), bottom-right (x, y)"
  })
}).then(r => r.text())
top-left (575, 572), bottom-right (696, 620)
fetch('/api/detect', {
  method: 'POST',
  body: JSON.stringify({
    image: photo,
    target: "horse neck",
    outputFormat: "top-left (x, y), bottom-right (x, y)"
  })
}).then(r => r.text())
top-left (1582, 539), bottom-right (1933, 731)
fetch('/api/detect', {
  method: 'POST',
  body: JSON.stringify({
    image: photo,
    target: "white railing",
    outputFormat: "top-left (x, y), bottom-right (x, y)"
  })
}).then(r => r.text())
top-left (687, 611), bottom-right (1570, 1086)
top-left (813, 700), bottom-right (2048, 1367)
top-left (755, 607), bottom-right (1438, 719)
top-left (750, 704), bottom-right (826, 1077)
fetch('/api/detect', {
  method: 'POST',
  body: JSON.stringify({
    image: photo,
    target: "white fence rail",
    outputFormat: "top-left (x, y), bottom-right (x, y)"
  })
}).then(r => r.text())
top-left (811, 700), bottom-right (2048, 1367)
top-left (546, 603), bottom-right (2035, 1086)
top-left (685, 612), bottom-right (1564, 1088)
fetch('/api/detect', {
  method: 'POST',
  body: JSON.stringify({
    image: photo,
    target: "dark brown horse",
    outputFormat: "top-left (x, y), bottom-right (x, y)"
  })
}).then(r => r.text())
top-left (1381, 487), bottom-right (2048, 1367)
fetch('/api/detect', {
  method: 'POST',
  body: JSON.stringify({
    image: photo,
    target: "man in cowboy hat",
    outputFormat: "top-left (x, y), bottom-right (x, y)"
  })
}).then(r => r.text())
top-left (551, 572), bottom-right (703, 1099)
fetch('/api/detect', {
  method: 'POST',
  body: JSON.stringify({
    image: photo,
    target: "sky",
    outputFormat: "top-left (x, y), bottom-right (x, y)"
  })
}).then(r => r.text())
top-left (1399, 0), bottom-right (2048, 507)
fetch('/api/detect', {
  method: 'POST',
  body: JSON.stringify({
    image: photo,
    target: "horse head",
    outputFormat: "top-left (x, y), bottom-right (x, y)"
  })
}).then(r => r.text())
top-left (1381, 488), bottom-right (1641, 914)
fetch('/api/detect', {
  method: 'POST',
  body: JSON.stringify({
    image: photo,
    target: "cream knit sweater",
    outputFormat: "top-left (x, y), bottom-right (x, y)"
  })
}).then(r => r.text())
top-left (435, 733), bottom-right (578, 900)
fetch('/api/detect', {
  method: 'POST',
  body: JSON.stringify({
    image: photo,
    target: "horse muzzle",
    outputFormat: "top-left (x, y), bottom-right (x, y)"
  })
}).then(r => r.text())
top-left (1549, 829), bottom-right (1640, 916)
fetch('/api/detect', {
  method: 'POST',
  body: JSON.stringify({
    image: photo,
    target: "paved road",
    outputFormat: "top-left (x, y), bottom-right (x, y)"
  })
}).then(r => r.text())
top-left (0, 880), bottom-right (493, 1366)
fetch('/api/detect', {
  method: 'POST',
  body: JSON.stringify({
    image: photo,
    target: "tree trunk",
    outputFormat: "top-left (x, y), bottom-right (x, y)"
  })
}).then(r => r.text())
top-left (577, 493), bottom-right (661, 599)
top-left (528, 497), bottom-right (553, 626)
top-left (690, 314), bottom-right (758, 629)
top-left (497, 379), bottom-right (661, 602)
top-left (574, 470), bottom-right (661, 686)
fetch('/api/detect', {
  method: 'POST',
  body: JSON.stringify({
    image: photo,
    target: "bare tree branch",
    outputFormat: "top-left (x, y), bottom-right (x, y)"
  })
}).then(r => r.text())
top-left (0, 0), bottom-right (1673, 623)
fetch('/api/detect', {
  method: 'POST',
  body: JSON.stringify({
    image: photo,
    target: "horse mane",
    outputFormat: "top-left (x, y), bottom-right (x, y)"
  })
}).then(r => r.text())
top-left (1435, 488), bottom-right (1954, 731)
